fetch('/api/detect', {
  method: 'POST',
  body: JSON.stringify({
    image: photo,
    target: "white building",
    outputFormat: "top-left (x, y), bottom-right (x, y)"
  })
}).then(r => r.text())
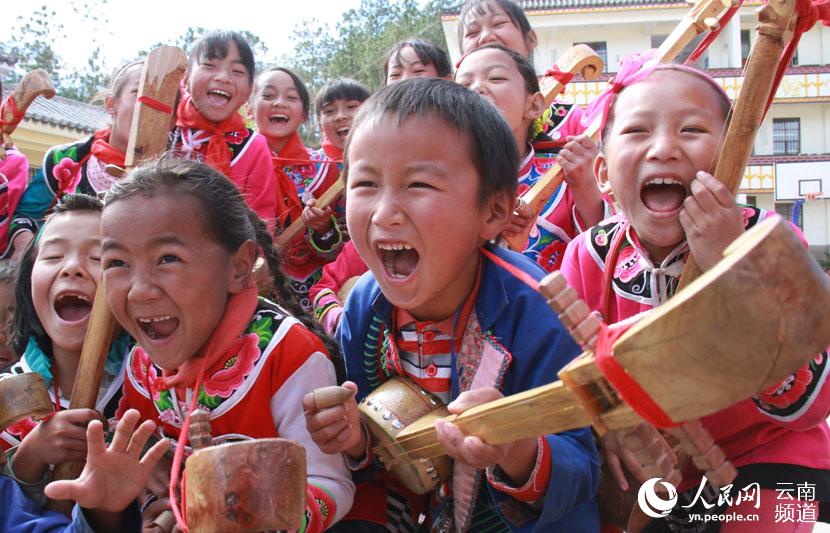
top-left (442, 0), bottom-right (830, 261)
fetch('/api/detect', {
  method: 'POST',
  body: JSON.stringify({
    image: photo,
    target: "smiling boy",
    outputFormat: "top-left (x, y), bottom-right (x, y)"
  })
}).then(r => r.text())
top-left (304, 78), bottom-right (598, 531)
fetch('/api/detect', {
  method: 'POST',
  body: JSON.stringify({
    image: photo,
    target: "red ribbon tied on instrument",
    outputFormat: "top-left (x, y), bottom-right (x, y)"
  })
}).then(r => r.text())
top-left (765, 0), bottom-right (830, 114)
top-left (579, 49), bottom-right (662, 141)
top-left (0, 94), bottom-right (24, 129)
top-left (543, 65), bottom-right (575, 86)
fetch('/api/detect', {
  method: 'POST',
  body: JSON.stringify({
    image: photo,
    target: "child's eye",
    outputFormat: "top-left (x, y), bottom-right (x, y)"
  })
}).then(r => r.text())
top-left (682, 125), bottom-right (707, 134)
top-left (200, 61), bottom-right (216, 69)
top-left (408, 181), bottom-right (435, 190)
top-left (413, 69), bottom-right (425, 75)
top-left (159, 254), bottom-right (181, 265)
top-left (621, 126), bottom-right (648, 134)
top-left (233, 69), bottom-right (248, 77)
top-left (351, 180), bottom-right (377, 189)
top-left (104, 258), bottom-right (126, 269)
top-left (465, 29), bottom-right (480, 38)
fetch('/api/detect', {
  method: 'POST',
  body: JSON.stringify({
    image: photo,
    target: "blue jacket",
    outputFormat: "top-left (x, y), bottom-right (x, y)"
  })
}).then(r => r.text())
top-left (338, 244), bottom-right (599, 532)
top-left (0, 474), bottom-right (140, 532)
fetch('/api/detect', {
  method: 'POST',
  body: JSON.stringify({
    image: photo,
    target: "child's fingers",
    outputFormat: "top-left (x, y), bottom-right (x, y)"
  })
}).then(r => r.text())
top-left (689, 178), bottom-right (721, 213)
top-left (85, 419), bottom-right (106, 458)
top-left (446, 387), bottom-right (502, 414)
top-left (605, 452), bottom-right (629, 492)
top-left (140, 438), bottom-right (171, 471)
top-left (44, 478), bottom-right (82, 502)
top-left (127, 419), bottom-right (159, 459)
top-left (110, 408), bottom-right (140, 452)
top-left (695, 171), bottom-right (735, 207)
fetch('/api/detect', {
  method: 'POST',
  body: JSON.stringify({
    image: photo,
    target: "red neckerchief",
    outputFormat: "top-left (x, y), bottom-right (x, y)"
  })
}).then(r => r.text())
top-left (269, 132), bottom-right (307, 229)
top-left (89, 128), bottom-right (126, 168)
top-left (320, 136), bottom-right (343, 163)
top-left (175, 94), bottom-right (248, 176)
top-left (150, 283), bottom-right (259, 391)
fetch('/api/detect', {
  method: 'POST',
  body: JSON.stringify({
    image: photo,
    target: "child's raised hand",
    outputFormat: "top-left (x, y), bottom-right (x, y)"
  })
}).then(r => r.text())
top-left (435, 388), bottom-right (538, 486)
top-left (679, 171), bottom-right (744, 271)
top-left (501, 199), bottom-right (535, 238)
top-left (302, 198), bottom-right (335, 236)
top-left (44, 409), bottom-right (169, 513)
top-left (303, 381), bottom-right (365, 457)
top-left (600, 424), bottom-right (678, 492)
top-left (559, 135), bottom-right (604, 227)
top-left (13, 408), bottom-right (100, 483)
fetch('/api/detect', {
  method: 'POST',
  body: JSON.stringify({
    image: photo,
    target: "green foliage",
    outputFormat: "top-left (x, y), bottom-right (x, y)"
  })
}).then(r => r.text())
top-left (1, 2), bottom-right (114, 103)
top-left (281, 0), bottom-right (456, 144)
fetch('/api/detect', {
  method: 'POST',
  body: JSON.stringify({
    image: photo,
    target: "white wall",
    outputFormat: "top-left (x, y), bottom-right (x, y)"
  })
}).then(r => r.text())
top-left (754, 103), bottom-right (830, 155)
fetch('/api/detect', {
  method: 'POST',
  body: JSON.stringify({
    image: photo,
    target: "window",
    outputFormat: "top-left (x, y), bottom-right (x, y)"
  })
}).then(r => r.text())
top-left (741, 30), bottom-right (751, 66)
top-left (775, 202), bottom-right (802, 229)
top-left (575, 41), bottom-right (607, 72)
top-left (773, 118), bottom-right (800, 155)
top-left (745, 195), bottom-right (757, 207)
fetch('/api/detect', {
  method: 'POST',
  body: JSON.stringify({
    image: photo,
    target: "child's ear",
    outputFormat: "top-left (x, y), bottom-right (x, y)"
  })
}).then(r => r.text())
top-left (524, 92), bottom-right (546, 122)
top-left (228, 239), bottom-right (256, 294)
top-left (480, 191), bottom-right (513, 241)
top-left (526, 30), bottom-right (539, 54)
top-left (594, 151), bottom-right (613, 196)
top-left (104, 95), bottom-right (116, 116)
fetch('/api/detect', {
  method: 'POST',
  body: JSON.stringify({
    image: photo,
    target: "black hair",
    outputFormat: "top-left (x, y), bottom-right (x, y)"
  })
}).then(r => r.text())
top-left (255, 66), bottom-right (311, 119)
top-left (457, 0), bottom-right (534, 56)
top-left (383, 38), bottom-right (452, 83)
top-left (314, 79), bottom-right (371, 118)
top-left (103, 157), bottom-right (344, 380)
top-left (345, 78), bottom-right (518, 207)
top-left (189, 30), bottom-right (256, 84)
top-left (12, 194), bottom-right (104, 356)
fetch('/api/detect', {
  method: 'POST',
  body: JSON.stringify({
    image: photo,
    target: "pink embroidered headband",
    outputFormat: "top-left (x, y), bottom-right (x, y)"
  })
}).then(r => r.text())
top-left (580, 49), bottom-right (731, 142)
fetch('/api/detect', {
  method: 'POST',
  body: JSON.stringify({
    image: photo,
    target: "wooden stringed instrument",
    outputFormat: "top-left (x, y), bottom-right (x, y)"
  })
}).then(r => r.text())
top-left (355, 215), bottom-right (830, 495)
top-left (503, 0), bottom-right (738, 252)
top-left (47, 46), bottom-right (186, 513)
top-left (677, 0), bottom-right (798, 290)
top-left (0, 69), bottom-right (56, 159)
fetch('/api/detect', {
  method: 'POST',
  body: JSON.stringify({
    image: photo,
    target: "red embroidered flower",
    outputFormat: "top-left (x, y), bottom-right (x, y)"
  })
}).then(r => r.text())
top-left (537, 240), bottom-right (567, 272)
top-left (203, 333), bottom-right (260, 398)
top-left (614, 245), bottom-right (643, 283)
top-left (53, 157), bottom-right (82, 194)
top-left (758, 366), bottom-right (814, 409)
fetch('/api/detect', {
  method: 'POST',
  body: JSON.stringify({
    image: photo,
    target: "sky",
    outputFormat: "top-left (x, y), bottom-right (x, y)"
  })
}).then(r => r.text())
top-left (1, 0), bottom-right (363, 71)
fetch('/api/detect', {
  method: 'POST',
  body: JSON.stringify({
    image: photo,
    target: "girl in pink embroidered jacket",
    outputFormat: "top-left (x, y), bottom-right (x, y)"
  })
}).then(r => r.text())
top-left (456, 45), bottom-right (604, 272)
top-left (561, 58), bottom-right (830, 531)
top-left (170, 31), bottom-right (277, 228)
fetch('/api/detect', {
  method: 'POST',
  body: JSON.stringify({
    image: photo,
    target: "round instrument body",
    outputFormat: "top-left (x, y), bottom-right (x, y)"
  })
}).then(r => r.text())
top-left (0, 373), bottom-right (53, 431)
top-left (185, 438), bottom-right (306, 532)
top-left (358, 376), bottom-right (451, 495)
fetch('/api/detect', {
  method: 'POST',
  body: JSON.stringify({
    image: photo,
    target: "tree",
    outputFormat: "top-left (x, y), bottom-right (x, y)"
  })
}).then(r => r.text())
top-left (140, 27), bottom-right (270, 71)
top-left (281, 0), bottom-right (455, 145)
top-left (2, 1), bottom-right (114, 103)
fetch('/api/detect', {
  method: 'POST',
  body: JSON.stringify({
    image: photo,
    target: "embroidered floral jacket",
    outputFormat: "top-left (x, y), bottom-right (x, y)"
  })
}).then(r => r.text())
top-left (0, 147), bottom-right (29, 257)
top-left (118, 298), bottom-right (354, 532)
top-left (561, 209), bottom-right (830, 492)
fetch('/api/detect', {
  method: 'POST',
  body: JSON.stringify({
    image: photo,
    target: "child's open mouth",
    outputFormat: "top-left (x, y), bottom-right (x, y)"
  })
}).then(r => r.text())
top-left (54, 292), bottom-right (93, 323)
top-left (336, 126), bottom-right (350, 141)
top-left (640, 177), bottom-right (689, 214)
top-left (207, 89), bottom-right (231, 107)
top-left (378, 243), bottom-right (419, 281)
top-left (270, 113), bottom-right (289, 124)
top-left (137, 315), bottom-right (179, 341)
